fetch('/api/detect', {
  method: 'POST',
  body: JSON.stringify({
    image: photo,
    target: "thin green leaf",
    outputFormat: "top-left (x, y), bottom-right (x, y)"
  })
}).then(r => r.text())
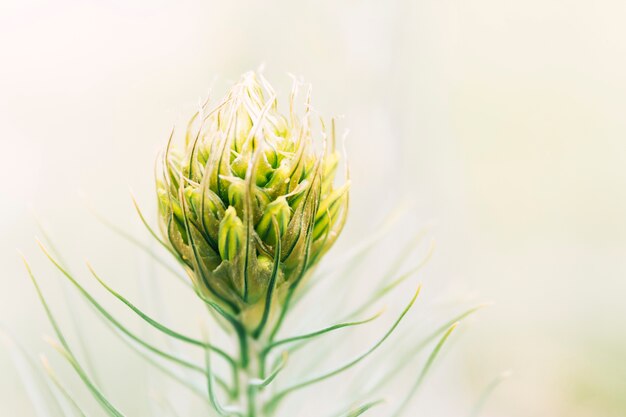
top-left (469, 371), bottom-right (511, 417)
top-left (250, 351), bottom-right (288, 388)
top-left (21, 256), bottom-right (125, 417)
top-left (375, 232), bottom-right (427, 291)
top-left (98, 316), bottom-right (229, 403)
top-left (89, 267), bottom-right (238, 395)
top-left (87, 263), bottom-right (236, 368)
top-left (37, 241), bottom-right (208, 378)
top-left (346, 399), bottom-right (385, 417)
top-left (44, 338), bottom-right (125, 417)
top-left (345, 242), bottom-right (434, 320)
top-left (262, 309), bottom-right (383, 357)
top-left (0, 329), bottom-right (63, 417)
top-left (390, 322), bottom-right (458, 417)
top-left (293, 234), bottom-right (432, 370)
top-left (326, 398), bottom-right (385, 417)
top-left (355, 304), bottom-right (488, 399)
top-left (202, 330), bottom-right (244, 417)
top-left (377, 241), bottom-right (434, 294)
top-left (34, 219), bottom-right (103, 386)
top-left (40, 356), bottom-right (87, 417)
top-left (265, 285), bottom-right (421, 413)
top-left (89, 200), bottom-right (192, 289)
top-left (130, 193), bottom-right (187, 266)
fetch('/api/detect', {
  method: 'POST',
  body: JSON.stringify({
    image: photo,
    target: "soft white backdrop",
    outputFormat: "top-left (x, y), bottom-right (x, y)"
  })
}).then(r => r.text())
top-left (2, 1), bottom-right (626, 416)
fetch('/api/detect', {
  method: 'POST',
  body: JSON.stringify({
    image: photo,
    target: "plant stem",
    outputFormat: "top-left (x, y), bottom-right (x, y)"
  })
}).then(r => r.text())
top-left (247, 383), bottom-right (257, 417)
top-left (238, 333), bottom-right (264, 417)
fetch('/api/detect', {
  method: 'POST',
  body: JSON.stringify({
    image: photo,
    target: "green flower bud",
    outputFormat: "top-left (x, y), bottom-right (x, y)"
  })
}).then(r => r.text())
top-left (256, 196), bottom-right (290, 246)
top-left (156, 71), bottom-right (349, 334)
top-left (227, 181), bottom-right (246, 215)
top-left (218, 207), bottom-right (245, 262)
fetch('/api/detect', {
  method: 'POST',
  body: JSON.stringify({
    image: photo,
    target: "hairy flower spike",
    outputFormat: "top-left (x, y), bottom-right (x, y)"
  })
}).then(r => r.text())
top-left (157, 71), bottom-right (349, 333)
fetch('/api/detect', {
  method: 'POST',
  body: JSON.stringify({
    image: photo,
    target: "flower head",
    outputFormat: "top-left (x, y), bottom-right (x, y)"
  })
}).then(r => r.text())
top-left (157, 72), bottom-right (348, 333)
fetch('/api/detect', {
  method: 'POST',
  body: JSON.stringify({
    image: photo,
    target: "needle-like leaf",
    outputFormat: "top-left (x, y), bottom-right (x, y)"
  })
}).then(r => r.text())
top-left (264, 285), bottom-right (421, 414)
top-left (40, 356), bottom-right (87, 417)
top-left (45, 338), bottom-right (125, 417)
top-left (101, 314), bottom-right (231, 402)
top-left (87, 263), bottom-right (236, 368)
top-left (34, 219), bottom-right (103, 386)
top-left (130, 194), bottom-right (188, 267)
top-left (469, 371), bottom-right (511, 417)
top-left (262, 309), bottom-right (383, 357)
top-left (202, 329), bottom-right (244, 417)
top-left (21, 255), bottom-right (125, 417)
top-left (37, 241), bottom-right (208, 377)
top-left (250, 351), bottom-right (288, 388)
top-left (354, 304), bottom-right (488, 400)
top-left (345, 399), bottom-right (385, 417)
top-left (89, 199), bottom-right (192, 289)
top-left (0, 329), bottom-right (63, 417)
top-left (344, 242), bottom-right (434, 320)
top-left (389, 322), bottom-right (458, 417)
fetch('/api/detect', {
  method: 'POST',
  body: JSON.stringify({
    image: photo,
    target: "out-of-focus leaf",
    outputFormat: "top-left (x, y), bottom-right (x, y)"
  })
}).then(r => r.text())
top-left (390, 322), bottom-right (458, 417)
top-left (40, 356), bottom-right (87, 417)
top-left (0, 329), bottom-right (63, 417)
top-left (469, 371), bottom-right (511, 417)
top-left (21, 256), bottom-right (125, 416)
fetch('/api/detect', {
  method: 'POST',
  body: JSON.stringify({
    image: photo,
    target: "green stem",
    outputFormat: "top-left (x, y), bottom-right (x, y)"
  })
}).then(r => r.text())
top-left (242, 335), bottom-right (263, 417)
top-left (237, 327), bottom-right (249, 369)
top-left (230, 327), bottom-right (263, 417)
top-left (247, 384), bottom-right (257, 417)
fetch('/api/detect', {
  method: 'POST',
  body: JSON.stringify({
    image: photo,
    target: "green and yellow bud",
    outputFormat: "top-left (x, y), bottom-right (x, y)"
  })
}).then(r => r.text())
top-left (218, 207), bottom-right (245, 262)
top-left (256, 196), bottom-right (291, 246)
top-left (156, 71), bottom-right (349, 334)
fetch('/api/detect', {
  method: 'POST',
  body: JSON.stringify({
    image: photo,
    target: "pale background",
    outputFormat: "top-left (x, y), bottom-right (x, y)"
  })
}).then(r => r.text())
top-left (1, 1), bottom-right (625, 416)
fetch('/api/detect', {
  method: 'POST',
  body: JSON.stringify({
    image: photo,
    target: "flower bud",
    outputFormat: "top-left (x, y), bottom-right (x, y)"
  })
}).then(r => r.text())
top-left (218, 207), bottom-right (244, 262)
top-left (156, 71), bottom-right (349, 334)
top-left (256, 197), bottom-right (290, 246)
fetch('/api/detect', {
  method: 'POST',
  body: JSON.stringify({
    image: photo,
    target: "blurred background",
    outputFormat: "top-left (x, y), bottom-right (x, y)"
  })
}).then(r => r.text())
top-left (1, 1), bottom-right (625, 416)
